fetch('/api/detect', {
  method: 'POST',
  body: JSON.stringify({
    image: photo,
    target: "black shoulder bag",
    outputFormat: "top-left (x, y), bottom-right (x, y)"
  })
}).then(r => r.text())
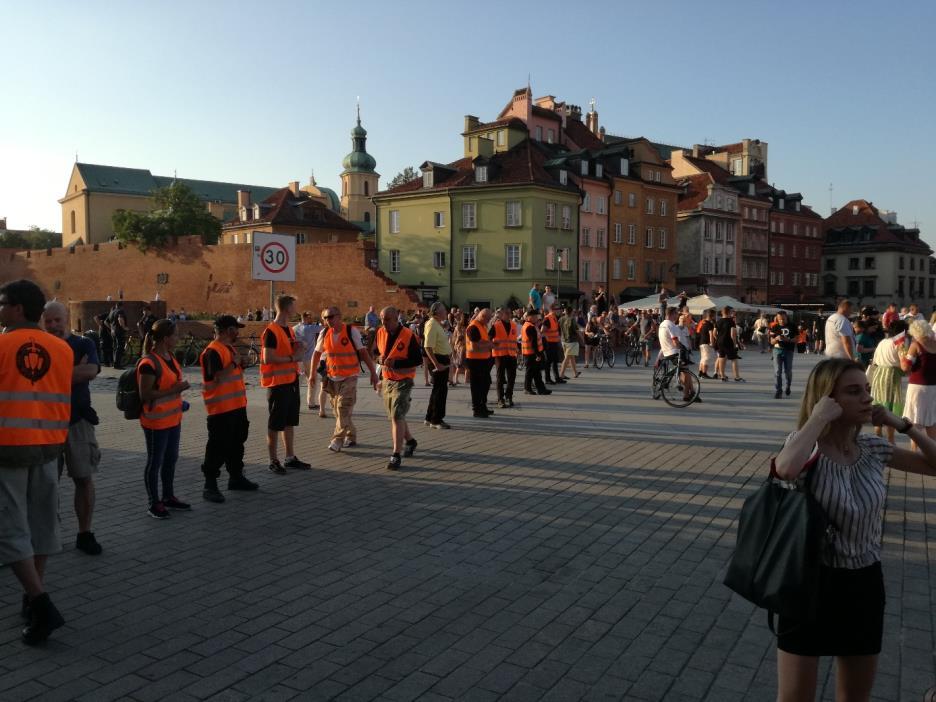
top-left (724, 453), bottom-right (835, 631)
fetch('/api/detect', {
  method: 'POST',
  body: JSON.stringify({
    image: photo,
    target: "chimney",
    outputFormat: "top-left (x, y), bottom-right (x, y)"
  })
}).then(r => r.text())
top-left (464, 115), bottom-right (480, 132)
top-left (586, 100), bottom-right (599, 135)
top-left (236, 189), bottom-right (251, 209)
top-left (692, 144), bottom-right (702, 157)
top-left (289, 181), bottom-right (300, 196)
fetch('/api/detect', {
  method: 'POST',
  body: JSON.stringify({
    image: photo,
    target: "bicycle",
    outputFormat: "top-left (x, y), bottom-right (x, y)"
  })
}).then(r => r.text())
top-left (236, 335), bottom-right (261, 368)
top-left (651, 353), bottom-right (700, 408)
top-left (123, 334), bottom-right (143, 365)
top-left (623, 335), bottom-right (641, 367)
top-left (593, 333), bottom-right (615, 369)
top-left (175, 333), bottom-right (208, 367)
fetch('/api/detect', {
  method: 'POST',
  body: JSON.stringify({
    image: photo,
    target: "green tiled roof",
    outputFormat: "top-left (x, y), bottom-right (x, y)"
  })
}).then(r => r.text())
top-left (76, 163), bottom-right (280, 203)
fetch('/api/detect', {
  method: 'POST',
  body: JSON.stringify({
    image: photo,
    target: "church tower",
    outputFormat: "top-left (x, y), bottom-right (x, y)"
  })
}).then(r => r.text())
top-left (340, 104), bottom-right (379, 234)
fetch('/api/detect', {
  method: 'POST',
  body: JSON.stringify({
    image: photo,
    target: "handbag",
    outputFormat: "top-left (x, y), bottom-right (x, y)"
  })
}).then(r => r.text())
top-left (724, 451), bottom-right (834, 630)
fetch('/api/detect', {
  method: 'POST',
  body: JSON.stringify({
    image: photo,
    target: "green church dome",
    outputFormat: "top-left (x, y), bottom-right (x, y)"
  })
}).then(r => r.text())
top-left (342, 106), bottom-right (377, 174)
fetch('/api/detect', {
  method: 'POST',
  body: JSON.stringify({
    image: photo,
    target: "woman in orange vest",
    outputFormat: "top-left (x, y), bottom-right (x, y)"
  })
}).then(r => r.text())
top-left (137, 319), bottom-right (190, 520)
top-left (199, 315), bottom-right (257, 504)
top-left (541, 304), bottom-right (565, 385)
top-left (522, 308), bottom-right (550, 396)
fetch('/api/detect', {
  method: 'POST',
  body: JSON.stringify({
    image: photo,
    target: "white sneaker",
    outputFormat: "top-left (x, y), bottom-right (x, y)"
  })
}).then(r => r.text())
top-left (342, 437), bottom-right (356, 448)
top-left (328, 439), bottom-right (342, 452)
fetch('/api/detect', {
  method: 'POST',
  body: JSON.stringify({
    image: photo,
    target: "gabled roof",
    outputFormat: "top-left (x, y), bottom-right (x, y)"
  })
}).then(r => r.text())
top-left (564, 119), bottom-right (604, 151)
top-left (462, 117), bottom-right (528, 135)
top-left (824, 199), bottom-right (928, 250)
top-left (531, 105), bottom-right (562, 122)
top-left (677, 174), bottom-right (713, 211)
top-left (223, 188), bottom-right (359, 231)
top-left (603, 134), bottom-right (686, 160)
top-left (74, 163), bottom-right (280, 203)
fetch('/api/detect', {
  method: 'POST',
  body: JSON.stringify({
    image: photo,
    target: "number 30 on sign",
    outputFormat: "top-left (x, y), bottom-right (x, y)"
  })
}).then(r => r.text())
top-left (251, 232), bottom-right (296, 282)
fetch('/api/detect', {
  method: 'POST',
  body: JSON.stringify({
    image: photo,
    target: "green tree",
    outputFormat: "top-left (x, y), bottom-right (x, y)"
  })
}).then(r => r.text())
top-left (112, 181), bottom-right (221, 250)
top-left (27, 226), bottom-right (61, 249)
top-left (385, 166), bottom-right (420, 190)
top-left (0, 230), bottom-right (29, 249)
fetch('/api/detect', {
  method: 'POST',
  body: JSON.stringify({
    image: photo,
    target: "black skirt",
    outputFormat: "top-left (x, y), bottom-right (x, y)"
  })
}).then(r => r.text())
top-left (778, 562), bottom-right (885, 657)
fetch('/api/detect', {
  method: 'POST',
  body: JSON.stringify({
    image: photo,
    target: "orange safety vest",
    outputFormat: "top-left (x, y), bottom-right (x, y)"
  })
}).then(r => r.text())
top-left (137, 353), bottom-right (184, 430)
top-left (521, 321), bottom-right (543, 356)
top-left (491, 320), bottom-right (518, 358)
top-left (465, 320), bottom-right (492, 360)
top-left (321, 324), bottom-right (360, 379)
top-left (199, 340), bottom-right (247, 416)
top-left (0, 327), bottom-right (71, 447)
top-left (542, 313), bottom-right (560, 344)
top-left (259, 323), bottom-right (298, 387)
top-left (377, 326), bottom-right (416, 382)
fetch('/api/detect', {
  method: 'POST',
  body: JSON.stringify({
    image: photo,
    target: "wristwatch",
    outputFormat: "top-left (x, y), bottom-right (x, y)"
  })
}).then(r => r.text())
top-left (897, 417), bottom-right (914, 434)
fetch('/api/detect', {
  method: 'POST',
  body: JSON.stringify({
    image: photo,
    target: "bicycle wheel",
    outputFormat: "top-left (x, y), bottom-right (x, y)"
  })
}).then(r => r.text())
top-left (246, 347), bottom-right (259, 368)
top-left (182, 345), bottom-right (199, 367)
top-left (594, 346), bottom-right (605, 369)
top-left (624, 345), bottom-right (636, 367)
top-left (651, 364), bottom-right (664, 399)
top-left (661, 368), bottom-right (700, 408)
top-left (606, 346), bottom-right (616, 368)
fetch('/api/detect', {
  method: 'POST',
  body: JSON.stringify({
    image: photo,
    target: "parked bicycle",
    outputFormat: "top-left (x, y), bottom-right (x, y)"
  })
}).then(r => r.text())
top-left (651, 353), bottom-right (700, 408)
top-left (123, 334), bottom-right (143, 365)
top-left (236, 335), bottom-right (261, 368)
top-left (175, 333), bottom-right (209, 367)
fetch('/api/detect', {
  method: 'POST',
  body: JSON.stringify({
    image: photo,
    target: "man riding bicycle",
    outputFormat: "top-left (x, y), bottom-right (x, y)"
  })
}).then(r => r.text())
top-left (658, 306), bottom-right (700, 404)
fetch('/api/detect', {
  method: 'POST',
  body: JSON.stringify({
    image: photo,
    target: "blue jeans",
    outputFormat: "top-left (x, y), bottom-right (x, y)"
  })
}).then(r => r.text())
top-left (143, 423), bottom-right (181, 505)
top-left (773, 350), bottom-right (793, 392)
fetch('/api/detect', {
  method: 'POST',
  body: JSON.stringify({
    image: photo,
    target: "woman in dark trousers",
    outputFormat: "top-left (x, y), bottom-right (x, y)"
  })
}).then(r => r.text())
top-left (773, 358), bottom-right (936, 700)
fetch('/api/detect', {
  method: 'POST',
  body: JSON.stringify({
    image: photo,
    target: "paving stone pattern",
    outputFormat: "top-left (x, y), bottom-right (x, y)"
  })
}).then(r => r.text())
top-left (1, 352), bottom-right (933, 700)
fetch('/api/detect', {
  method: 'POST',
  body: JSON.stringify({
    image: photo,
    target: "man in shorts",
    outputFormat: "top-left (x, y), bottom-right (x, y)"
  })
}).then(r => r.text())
top-left (41, 301), bottom-right (103, 555)
top-left (375, 306), bottom-right (423, 470)
top-left (0, 279), bottom-right (72, 644)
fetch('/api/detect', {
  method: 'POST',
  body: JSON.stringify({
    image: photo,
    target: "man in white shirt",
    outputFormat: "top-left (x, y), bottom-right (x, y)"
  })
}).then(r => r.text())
top-left (542, 285), bottom-right (556, 313)
top-left (658, 306), bottom-right (699, 403)
top-left (293, 311), bottom-right (323, 410)
top-left (824, 299), bottom-right (857, 360)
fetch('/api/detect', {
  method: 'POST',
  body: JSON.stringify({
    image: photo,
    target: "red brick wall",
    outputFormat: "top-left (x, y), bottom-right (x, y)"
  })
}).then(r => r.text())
top-left (0, 237), bottom-right (418, 328)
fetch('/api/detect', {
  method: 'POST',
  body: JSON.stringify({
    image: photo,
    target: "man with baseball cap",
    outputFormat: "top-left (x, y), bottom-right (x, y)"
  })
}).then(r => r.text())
top-left (199, 315), bottom-right (258, 503)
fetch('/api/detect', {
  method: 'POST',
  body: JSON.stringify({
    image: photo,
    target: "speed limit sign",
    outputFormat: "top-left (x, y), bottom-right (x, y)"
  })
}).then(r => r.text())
top-left (251, 232), bottom-right (296, 282)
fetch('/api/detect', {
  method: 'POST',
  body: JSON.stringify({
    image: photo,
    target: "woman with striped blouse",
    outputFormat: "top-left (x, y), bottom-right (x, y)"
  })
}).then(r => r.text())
top-left (773, 358), bottom-right (936, 701)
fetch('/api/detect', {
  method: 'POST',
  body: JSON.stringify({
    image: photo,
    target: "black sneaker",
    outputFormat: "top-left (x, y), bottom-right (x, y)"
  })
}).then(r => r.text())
top-left (539, 389), bottom-right (553, 395)
top-left (404, 438), bottom-right (417, 458)
top-left (483, 408), bottom-right (495, 415)
top-left (21, 594), bottom-right (30, 622)
top-left (472, 412), bottom-right (489, 418)
top-left (387, 454), bottom-right (401, 471)
top-left (228, 476), bottom-right (259, 491)
top-left (785, 388), bottom-right (791, 397)
top-left (22, 593), bottom-right (64, 646)
top-left (774, 390), bottom-right (782, 399)
top-left (430, 421), bottom-right (451, 429)
top-left (203, 486), bottom-right (226, 503)
top-left (284, 456), bottom-right (311, 470)
top-left (163, 496), bottom-right (191, 511)
top-left (147, 502), bottom-right (170, 519)
top-left (75, 531), bottom-right (102, 555)
top-left (268, 459), bottom-right (287, 475)
top-left (524, 390), bottom-right (538, 395)
top-left (507, 398), bottom-right (515, 408)
top-left (556, 378), bottom-right (567, 384)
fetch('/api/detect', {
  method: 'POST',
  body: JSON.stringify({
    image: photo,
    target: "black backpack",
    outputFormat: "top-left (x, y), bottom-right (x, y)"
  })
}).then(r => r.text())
top-left (116, 354), bottom-right (160, 420)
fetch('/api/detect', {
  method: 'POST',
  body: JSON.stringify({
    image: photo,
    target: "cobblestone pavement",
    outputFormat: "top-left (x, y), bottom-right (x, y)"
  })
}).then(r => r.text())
top-left (1, 351), bottom-right (934, 701)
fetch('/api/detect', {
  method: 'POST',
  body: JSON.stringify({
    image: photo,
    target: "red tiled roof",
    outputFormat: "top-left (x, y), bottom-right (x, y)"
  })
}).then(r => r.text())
top-left (677, 175), bottom-right (711, 211)
top-left (464, 117), bottom-right (528, 134)
top-left (223, 188), bottom-right (359, 231)
top-left (531, 105), bottom-right (562, 122)
top-left (682, 156), bottom-right (732, 185)
top-left (563, 119), bottom-right (604, 151)
top-left (824, 199), bottom-right (929, 250)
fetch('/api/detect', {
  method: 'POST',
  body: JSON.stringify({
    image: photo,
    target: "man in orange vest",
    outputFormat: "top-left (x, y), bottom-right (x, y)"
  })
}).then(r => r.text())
top-left (465, 308), bottom-right (495, 417)
top-left (522, 308), bottom-right (550, 396)
top-left (541, 303), bottom-right (566, 385)
top-left (0, 279), bottom-right (71, 645)
top-left (310, 306), bottom-right (378, 452)
top-left (375, 306), bottom-right (423, 470)
top-left (491, 307), bottom-right (518, 408)
top-left (260, 295), bottom-right (311, 474)
top-left (200, 315), bottom-right (258, 503)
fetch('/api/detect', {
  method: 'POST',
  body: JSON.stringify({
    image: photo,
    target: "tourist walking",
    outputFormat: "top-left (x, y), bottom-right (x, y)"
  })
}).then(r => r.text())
top-left (583, 314), bottom-right (602, 368)
top-left (375, 306), bottom-right (423, 470)
top-left (773, 358), bottom-right (936, 701)
top-left (541, 304), bottom-right (564, 384)
top-left (491, 306), bottom-right (518, 408)
top-left (824, 299), bottom-right (857, 361)
top-left (465, 308), bottom-right (495, 417)
top-left (137, 319), bottom-right (190, 519)
top-left (311, 305), bottom-right (378, 451)
top-left (293, 311), bottom-right (322, 410)
top-left (97, 312), bottom-right (113, 366)
top-left (450, 316), bottom-right (467, 386)
top-left (870, 320), bottom-right (907, 444)
top-left (423, 301), bottom-right (452, 428)
top-left (522, 308), bottom-right (550, 396)
top-left (528, 283), bottom-right (543, 312)
top-left (696, 309), bottom-right (716, 379)
top-left (559, 305), bottom-right (583, 379)
top-left (899, 320), bottom-right (936, 450)
top-left (0, 280), bottom-right (72, 644)
top-left (658, 306), bottom-right (698, 404)
top-left (41, 302), bottom-right (103, 555)
top-left (109, 302), bottom-right (128, 369)
top-left (199, 315), bottom-right (258, 503)
top-left (260, 295), bottom-right (311, 473)
top-left (752, 312), bottom-right (769, 353)
top-left (769, 310), bottom-right (797, 398)
top-left (714, 306), bottom-right (744, 382)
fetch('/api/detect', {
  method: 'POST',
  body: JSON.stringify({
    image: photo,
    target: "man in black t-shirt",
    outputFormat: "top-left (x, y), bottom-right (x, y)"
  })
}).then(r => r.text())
top-left (714, 306), bottom-right (743, 382)
top-left (109, 303), bottom-right (128, 369)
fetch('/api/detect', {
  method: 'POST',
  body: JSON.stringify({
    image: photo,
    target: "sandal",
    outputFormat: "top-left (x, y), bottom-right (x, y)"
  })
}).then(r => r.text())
top-left (574, 372), bottom-right (582, 378)
top-left (734, 377), bottom-right (746, 383)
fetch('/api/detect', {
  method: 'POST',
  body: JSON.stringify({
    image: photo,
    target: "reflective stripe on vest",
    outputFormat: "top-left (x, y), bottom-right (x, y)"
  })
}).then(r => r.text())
top-left (491, 321), bottom-right (518, 357)
top-left (521, 322), bottom-right (543, 355)
top-left (542, 314), bottom-right (560, 344)
top-left (378, 326), bottom-right (416, 382)
top-left (465, 320), bottom-right (492, 360)
top-left (259, 324), bottom-right (298, 388)
top-left (0, 328), bottom-right (72, 447)
top-left (137, 354), bottom-right (183, 430)
top-left (200, 340), bottom-right (247, 415)
top-left (322, 324), bottom-right (359, 378)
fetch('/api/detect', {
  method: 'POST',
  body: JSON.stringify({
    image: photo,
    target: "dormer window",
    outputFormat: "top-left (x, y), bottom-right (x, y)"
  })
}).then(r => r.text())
top-left (595, 164), bottom-right (603, 178)
top-left (547, 128), bottom-right (555, 143)
top-left (852, 205), bottom-right (859, 215)
top-left (795, 201), bottom-right (801, 212)
top-left (559, 169), bottom-right (567, 186)
top-left (580, 161), bottom-right (588, 176)
top-left (748, 183), bottom-right (755, 196)
top-left (423, 171), bottom-right (434, 188)
top-left (778, 198), bottom-right (785, 209)
top-left (475, 166), bottom-right (488, 183)
top-left (620, 158), bottom-right (629, 176)
top-left (239, 206), bottom-right (248, 222)
top-left (253, 203), bottom-right (261, 219)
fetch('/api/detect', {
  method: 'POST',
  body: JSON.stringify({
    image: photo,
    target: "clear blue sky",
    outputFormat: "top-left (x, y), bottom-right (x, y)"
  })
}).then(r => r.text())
top-left (1, 0), bottom-right (933, 244)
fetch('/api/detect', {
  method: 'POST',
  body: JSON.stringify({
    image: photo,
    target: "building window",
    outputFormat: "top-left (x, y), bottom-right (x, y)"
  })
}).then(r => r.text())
top-left (703, 257), bottom-right (712, 274)
top-left (628, 192), bottom-right (636, 208)
top-left (561, 205), bottom-right (571, 229)
top-left (596, 164), bottom-right (603, 178)
top-left (620, 158), bottom-right (629, 176)
top-left (743, 206), bottom-right (749, 219)
top-left (726, 223), bottom-right (735, 243)
top-left (645, 227), bottom-right (653, 248)
top-left (714, 257), bottom-right (722, 275)
top-left (433, 211), bottom-right (445, 228)
top-left (546, 245), bottom-right (555, 271)
top-left (778, 243), bottom-right (784, 257)
top-left (559, 169), bottom-right (568, 185)
top-left (899, 256), bottom-right (905, 270)
top-left (777, 271), bottom-right (784, 285)
top-left (475, 166), bottom-right (488, 183)
top-left (597, 228), bottom-right (606, 248)
top-left (779, 221), bottom-right (785, 234)
top-left (863, 279), bottom-right (876, 297)
top-left (644, 260), bottom-right (653, 282)
top-left (704, 222), bottom-right (712, 241)
top-left (505, 244), bottom-right (521, 270)
top-left (581, 260), bottom-right (591, 282)
top-left (848, 257), bottom-right (859, 270)
top-left (826, 258), bottom-right (836, 271)
top-left (70, 210), bottom-right (76, 234)
top-left (462, 245), bottom-right (477, 271)
top-left (505, 201), bottom-right (522, 227)
top-left (911, 257), bottom-right (916, 271)
top-left (613, 223), bottom-right (622, 243)
top-left (654, 171), bottom-right (661, 183)
top-left (645, 198), bottom-right (654, 215)
top-left (389, 249), bottom-right (400, 273)
top-left (847, 279), bottom-right (860, 297)
top-left (389, 210), bottom-right (400, 233)
top-left (581, 227), bottom-right (591, 247)
top-left (580, 161), bottom-right (589, 176)
top-left (582, 194), bottom-right (591, 212)
top-left (423, 171), bottom-right (433, 188)
top-left (364, 181), bottom-right (369, 196)
top-left (597, 197), bottom-right (606, 215)
top-left (363, 212), bottom-right (371, 223)
top-left (715, 222), bottom-right (723, 242)
top-left (614, 190), bottom-right (622, 205)
top-left (613, 258), bottom-right (621, 279)
top-left (497, 130), bottom-right (505, 146)
top-left (297, 233), bottom-right (307, 244)
top-left (546, 202), bottom-right (556, 228)
top-left (770, 221), bottom-right (776, 233)
top-left (536, 126), bottom-right (543, 141)
top-left (232, 234), bottom-right (238, 244)
top-left (730, 157), bottom-right (742, 175)
top-left (462, 203), bottom-right (477, 229)
top-left (660, 199), bottom-right (667, 216)
top-left (559, 247), bottom-right (571, 271)
top-left (627, 224), bottom-right (636, 245)
top-left (547, 129), bottom-right (555, 143)
top-left (433, 251), bottom-right (446, 268)
top-left (627, 259), bottom-right (636, 280)
top-left (658, 229), bottom-right (666, 249)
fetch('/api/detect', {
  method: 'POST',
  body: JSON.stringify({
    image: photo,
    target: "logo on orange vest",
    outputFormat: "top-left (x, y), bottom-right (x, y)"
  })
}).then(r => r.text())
top-left (396, 342), bottom-right (405, 352)
top-left (340, 337), bottom-right (349, 346)
top-left (16, 340), bottom-right (51, 384)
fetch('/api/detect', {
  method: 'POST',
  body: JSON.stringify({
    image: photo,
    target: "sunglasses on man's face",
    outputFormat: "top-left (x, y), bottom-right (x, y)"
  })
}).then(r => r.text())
top-left (324, 314), bottom-right (337, 320)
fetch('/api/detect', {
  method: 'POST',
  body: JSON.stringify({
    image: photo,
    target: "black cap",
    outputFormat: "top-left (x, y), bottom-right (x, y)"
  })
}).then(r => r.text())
top-left (214, 314), bottom-right (245, 329)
